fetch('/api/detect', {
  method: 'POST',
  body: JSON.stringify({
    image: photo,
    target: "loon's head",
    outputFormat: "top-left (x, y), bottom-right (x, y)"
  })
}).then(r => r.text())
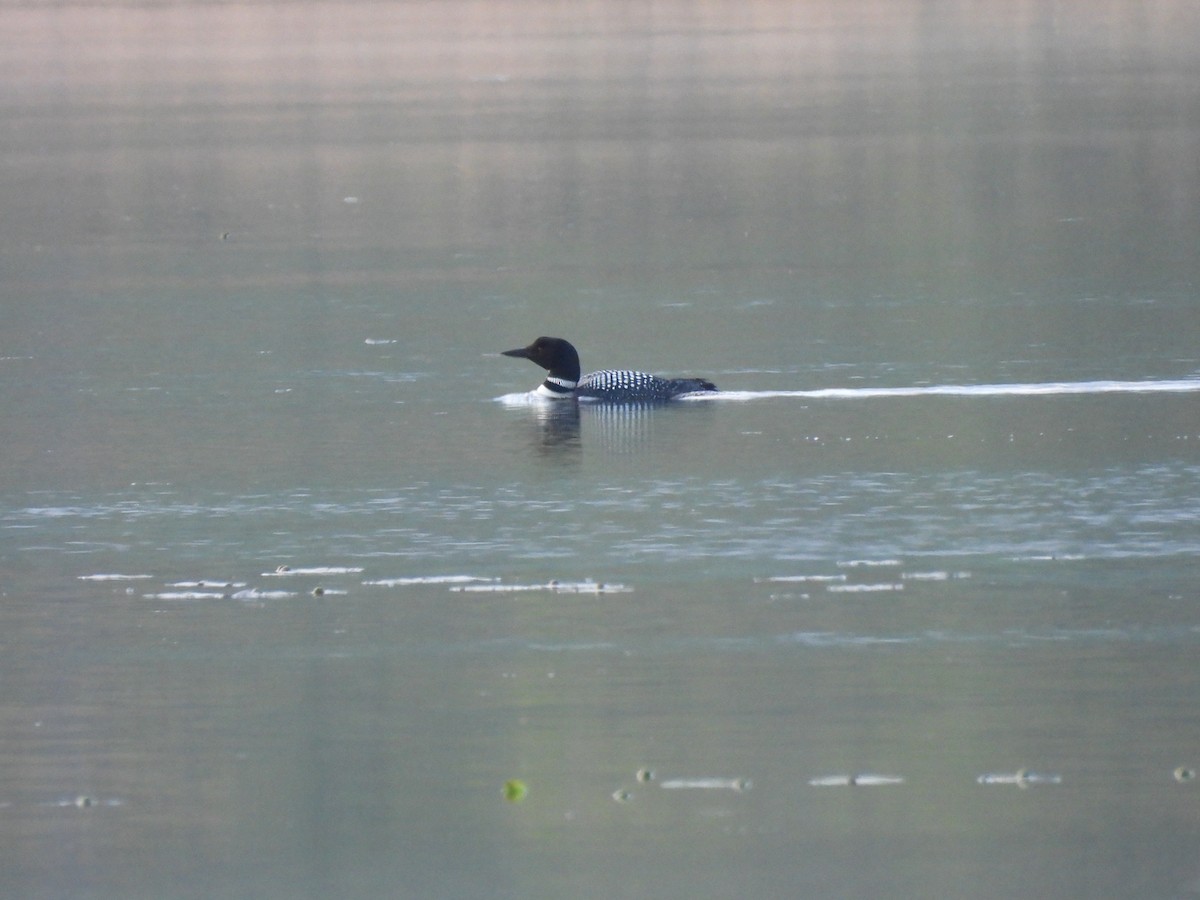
top-left (502, 336), bottom-right (582, 384)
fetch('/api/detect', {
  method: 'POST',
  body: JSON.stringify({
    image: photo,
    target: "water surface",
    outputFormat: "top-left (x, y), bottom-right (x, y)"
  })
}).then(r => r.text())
top-left (3, 2), bottom-right (1200, 898)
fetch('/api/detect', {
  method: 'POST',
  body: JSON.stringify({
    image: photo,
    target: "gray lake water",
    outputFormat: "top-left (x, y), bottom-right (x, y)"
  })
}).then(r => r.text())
top-left (4, 2), bottom-right (1200, 897)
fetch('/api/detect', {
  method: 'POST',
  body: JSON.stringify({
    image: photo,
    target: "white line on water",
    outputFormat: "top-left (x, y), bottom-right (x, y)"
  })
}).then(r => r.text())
top-left (685, 379), bottom-right (1200, 401)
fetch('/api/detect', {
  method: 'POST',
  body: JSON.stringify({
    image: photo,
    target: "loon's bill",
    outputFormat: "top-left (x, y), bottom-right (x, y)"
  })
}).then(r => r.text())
top-left (502, 336), bottom-right (717, 403)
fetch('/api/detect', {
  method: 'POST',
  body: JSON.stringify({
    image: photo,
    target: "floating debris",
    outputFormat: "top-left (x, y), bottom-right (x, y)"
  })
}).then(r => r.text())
top-left (312, 586), bottom-right (346, 596)
top-left (503, 779), bottom-right (528, 803)
top-left (977, 769), bottom-right (1061, 787)
top-left (844, 774), bottom-right (904, 787)
top-left (144, 591), bottom-right (229, 601)
top-left (545, 579), bottom-right (630, 594)
top-left (901, 570), bottom-right (971, 581)
top-left (364, 575), bottom-right (497, 587)
top-left (451, 580), bottom-right (631, 594)
top-left (167, 580), bottom-right (245, 589)
top-left (808, 774), bottom-right (905, 787)
top-left (658, 777), bottom-right (751, 792)
top-left (758, 574), bottom-right (846, 584)
top-left (78, 574), bottom-right (153, 582)
top-left (1174, 767), bottom-right (1196, 783)
top-left (44, 796), bottom-right (124, 809)
top-left (451, 583), bottom-right (544, 594)
top-left (143, 579), bottom-right (304, 601)
top-left (231, 588), bottom-right (296, 601)
top-left (1012, 553), bottom-right (1086, 563)
top-left (265, 566), bottom-right (363, 577)
top-left (901, 571), bottom-right (951, 581)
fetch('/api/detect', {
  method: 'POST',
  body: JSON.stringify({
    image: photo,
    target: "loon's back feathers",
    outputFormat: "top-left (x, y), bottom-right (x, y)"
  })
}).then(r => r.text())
top-left (502, 336), bottom-right (717, 403)
top-left (577, 370), bottom-right (718, 401)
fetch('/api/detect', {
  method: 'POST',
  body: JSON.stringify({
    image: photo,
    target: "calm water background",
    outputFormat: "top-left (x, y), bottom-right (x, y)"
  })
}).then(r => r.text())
top-left (4, 2), bottom-right (1200, 897)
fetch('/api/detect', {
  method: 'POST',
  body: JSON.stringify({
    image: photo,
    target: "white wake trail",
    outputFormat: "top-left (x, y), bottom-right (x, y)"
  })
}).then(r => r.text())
top-left (685, 379), bottom-right (1200, 401)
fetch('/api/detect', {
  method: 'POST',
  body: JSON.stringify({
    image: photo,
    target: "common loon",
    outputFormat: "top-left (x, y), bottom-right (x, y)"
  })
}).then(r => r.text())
top-left (502, 336), bottom-right (718, 402)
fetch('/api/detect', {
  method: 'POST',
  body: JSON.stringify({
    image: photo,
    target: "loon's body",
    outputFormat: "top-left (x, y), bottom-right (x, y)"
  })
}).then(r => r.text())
top-left (502, 336), bottom-right (717, 403)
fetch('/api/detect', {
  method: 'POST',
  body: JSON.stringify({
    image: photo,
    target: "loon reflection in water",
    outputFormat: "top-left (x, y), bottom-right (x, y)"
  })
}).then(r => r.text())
top-left (507, 393), bottom-right (716, 460)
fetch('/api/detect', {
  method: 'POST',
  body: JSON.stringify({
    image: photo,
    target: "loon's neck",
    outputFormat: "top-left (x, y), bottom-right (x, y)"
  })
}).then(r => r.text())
top-left (536, 375), bottom-right (578, 398)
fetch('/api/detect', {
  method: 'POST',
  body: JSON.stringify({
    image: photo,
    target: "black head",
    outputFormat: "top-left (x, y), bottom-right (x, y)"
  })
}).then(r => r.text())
top-left (501, 336), bottom-right (582, 381)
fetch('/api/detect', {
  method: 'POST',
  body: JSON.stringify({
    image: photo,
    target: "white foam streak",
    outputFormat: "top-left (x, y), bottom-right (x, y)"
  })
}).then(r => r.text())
top-left (365, 575), bottom-right (496, 586)
top-left (496, 391), bottom-right (546, 407)
top-left (689, 379), bottom-right (1200, 401)
top-left (809, 774), bottom-right (905, 787)
top-left (658, 777), bottom-right (751, 791)
top-left (264, 566), bottom-right (363, 577)
top-left (451, 580), bottom-right (631, 594)
top-left (78, 573), bottom-right (153, 582)
top-left (827, 582), bottom-right (904, 593)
